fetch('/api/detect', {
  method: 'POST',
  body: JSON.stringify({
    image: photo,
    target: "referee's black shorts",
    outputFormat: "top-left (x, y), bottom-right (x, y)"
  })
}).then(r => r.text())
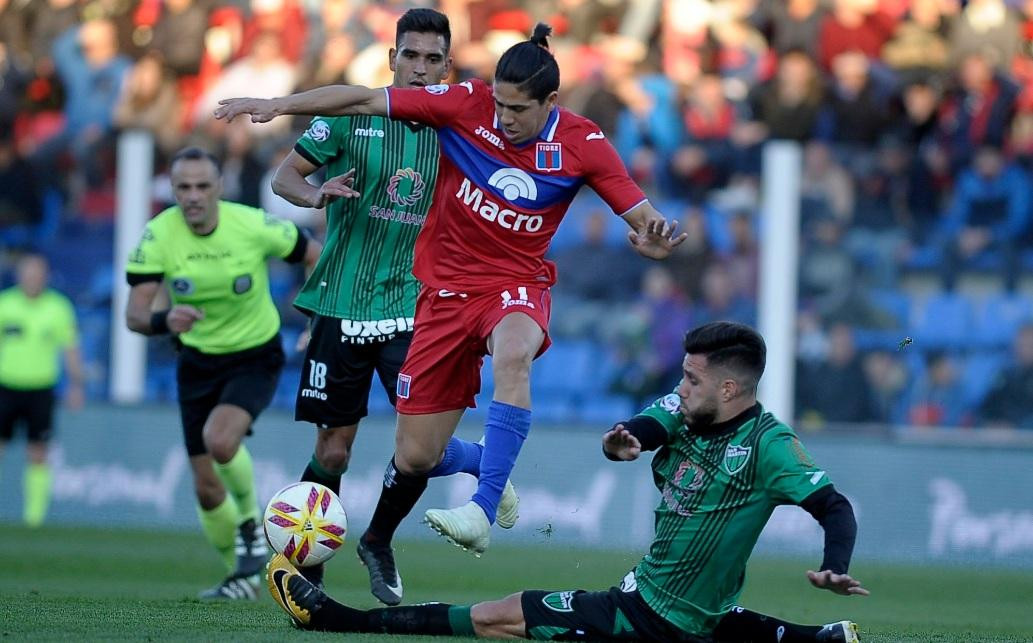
top-left (0, 384), bottom-right (56, 444)
top-left (176, 334), bottom-right (285, 456)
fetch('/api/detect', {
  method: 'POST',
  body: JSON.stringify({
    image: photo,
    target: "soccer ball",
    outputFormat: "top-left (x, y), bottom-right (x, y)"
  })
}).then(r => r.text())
top-left (263, 482), bottom-right (347, 567)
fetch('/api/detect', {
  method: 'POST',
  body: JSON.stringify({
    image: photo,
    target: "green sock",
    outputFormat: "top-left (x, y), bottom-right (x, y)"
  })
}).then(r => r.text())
top-left (214, 444), bottom-right (259, 523)
top-left (23, 463), bottom-right (52, 527)
top-left (197, 496), bottom-right (239, 571)
top-left (447, 606), bottom-right (475, 637)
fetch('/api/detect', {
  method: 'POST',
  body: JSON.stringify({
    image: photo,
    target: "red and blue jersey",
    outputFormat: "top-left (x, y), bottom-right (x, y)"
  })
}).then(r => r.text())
top-left (386, 79), bottom-right (647, 293)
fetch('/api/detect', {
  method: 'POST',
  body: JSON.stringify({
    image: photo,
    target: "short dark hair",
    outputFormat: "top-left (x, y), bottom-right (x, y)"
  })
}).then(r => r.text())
top-left (396, 8), bottom-right (451, 52)
top-left (494, 23), bottom-right (560, 102)
top-left (684, 322), bottom-right (766, 392)
top-left (170, 147), bottom-right (221, 174)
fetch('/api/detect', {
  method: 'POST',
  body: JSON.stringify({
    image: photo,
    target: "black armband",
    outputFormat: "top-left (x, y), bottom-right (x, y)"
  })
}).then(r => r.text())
top-left (150, 310), bottom-right (171, 335)
top-left (284, 225), bottom-right (310, 264)
top-left (602, 415), bottom-right (669, 460)
top-left (800, 485), bottom-right (857, 574)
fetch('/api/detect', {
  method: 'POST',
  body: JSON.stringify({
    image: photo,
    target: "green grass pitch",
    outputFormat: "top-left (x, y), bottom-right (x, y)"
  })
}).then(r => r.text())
top-left (2, 524), bottom-right (1031, 641)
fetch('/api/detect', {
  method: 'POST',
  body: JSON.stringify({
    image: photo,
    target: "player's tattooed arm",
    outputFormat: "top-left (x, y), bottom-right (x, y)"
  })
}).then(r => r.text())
top-left (622, 201), bottom-right (688, 260)
top-left (215, 85), bottom-right (388, 122)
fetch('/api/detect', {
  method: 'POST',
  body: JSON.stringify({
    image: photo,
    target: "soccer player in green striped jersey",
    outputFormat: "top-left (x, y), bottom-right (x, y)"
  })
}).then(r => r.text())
top-left (265, 322), bottom-right (867, 642)
top-left (268, 8), bottom-right (450, 603)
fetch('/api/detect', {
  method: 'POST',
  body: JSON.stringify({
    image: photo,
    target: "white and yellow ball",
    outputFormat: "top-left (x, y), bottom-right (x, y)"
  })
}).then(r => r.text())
top-left (263, 482), bottom-right (347, 567)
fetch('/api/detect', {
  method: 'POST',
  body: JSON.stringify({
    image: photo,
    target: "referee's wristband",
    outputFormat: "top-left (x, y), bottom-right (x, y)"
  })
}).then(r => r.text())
top-left (150, 310), bottom-right (171, 335)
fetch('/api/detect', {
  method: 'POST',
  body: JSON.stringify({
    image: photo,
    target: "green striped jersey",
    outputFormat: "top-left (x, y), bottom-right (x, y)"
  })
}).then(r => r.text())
top-left (633, 391), bottom-right (832, 635)
top-left (292, 115), bottom-right (438, 321)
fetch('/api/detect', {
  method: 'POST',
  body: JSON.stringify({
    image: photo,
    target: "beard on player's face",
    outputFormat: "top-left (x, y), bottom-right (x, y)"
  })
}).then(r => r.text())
top-left (685, 398), bottom-right (720, 431)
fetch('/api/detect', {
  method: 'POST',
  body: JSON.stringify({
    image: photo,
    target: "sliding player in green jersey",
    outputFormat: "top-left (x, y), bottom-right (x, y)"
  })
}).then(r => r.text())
top-left (267, 9), bottom-right (497, 605)
top-left (125, 147), bottom-right (320, 600)
top-left (265, 322), bottom-right (867, 642)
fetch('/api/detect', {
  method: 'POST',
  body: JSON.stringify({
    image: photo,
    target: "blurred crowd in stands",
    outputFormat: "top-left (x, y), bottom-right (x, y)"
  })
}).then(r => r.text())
top-left (1, 0), bottom-right (1032, 431)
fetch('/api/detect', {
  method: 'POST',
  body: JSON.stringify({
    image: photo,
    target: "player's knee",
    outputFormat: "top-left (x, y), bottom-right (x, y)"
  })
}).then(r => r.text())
top-left (315, 442), bottom-right (350, 473)
top-left (491, 343), bottom-right (533, 383)
top-left (394, 447), bottom-right (438, 475)
top-left (205, 436), bottom-right (238, 465)
top-left (471, 593), bottom-right (524, 638)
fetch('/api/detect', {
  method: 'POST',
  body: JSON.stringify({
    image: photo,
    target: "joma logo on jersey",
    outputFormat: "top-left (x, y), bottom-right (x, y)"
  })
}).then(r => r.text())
top-left (354, 127), bottom-right (385, 138)
top-left (474, 125), bottom-right (505, 150)
top-left (724, 445), bottom-right (752, 475)
top-left (340, 317), bottom-right (415, 343)
top-left (500, 287), bottom-right (535, 310)
top-left (456, 178), bottom-right (543, 232)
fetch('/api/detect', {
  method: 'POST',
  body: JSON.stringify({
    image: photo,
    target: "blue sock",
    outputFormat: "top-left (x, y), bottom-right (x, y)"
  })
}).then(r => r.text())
top-left (427, 438), bottom-right (483, 478)
top-left (472, 401), bottom-right (530, 524)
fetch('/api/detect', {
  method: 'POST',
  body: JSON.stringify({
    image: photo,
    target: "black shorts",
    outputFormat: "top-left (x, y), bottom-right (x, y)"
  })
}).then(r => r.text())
top-left (176, 335), bottom-right (285, 456)
top-left (0, 385), bottom-right (56, 444)
top-left (521, 576), bottom-right (707, 642)
top-left (294, 314), bottom-right (412, 428)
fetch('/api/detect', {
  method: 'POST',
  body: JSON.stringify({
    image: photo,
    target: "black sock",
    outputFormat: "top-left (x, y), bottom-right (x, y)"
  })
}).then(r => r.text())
top-left (363, 458), bottom-right (428, 544)
top-left (311, 600), bottom-right (468, 636)
top-left (301, 454), bottom-right (343, 495)
top-left (713, 607), bottom-right (822, 643)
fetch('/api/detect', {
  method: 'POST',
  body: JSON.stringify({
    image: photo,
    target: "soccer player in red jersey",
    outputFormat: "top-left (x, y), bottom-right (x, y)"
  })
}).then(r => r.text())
top-left (216, 23), bottom-right (687, 598)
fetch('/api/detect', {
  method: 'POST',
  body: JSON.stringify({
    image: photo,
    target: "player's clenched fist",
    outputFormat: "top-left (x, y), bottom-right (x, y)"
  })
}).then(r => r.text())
top-left (602, 424), bottom-right (642, 461)
top-left (166, 305), bottom-right (204, 334)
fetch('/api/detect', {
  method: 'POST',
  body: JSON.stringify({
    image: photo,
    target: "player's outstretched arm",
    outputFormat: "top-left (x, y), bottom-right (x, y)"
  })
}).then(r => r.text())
top-left (622, 201), bottom-right (688, 260)
top-left (799, 486), bottom-right (868, 596)
top-left (215, 85), bottom-right (388, 123)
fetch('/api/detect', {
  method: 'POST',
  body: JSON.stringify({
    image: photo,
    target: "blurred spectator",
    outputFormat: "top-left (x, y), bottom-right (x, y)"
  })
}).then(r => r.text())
top-left (881, 0), bottom-right (951, 78)
top-left (692, 261), bottom-right (756, 327)
top-left (27, 0), bottom-right (80, 71)
top-left (0, 41), bottom-right (29, 129)
top-left (218, 120), bottom-right (264, 208)
top-left (0, 132), bottom-right (42, 227)
top-left (844, 140), bottom-right (912, 287)
top-left (750, 0), bottom-right (826, 60)
top-left (295, 33), bottom-right (357, 93)
top-left (31, 20), bottom-right (130, 190)
top-left (113, 51), bottom-right (183, 157)
top-left (817, 50), bottom-right (891, 146)
top-left (610, 265), bottom-right (693, 407)
top-left (800, 141), bottom-right (854, 227)
top-left (743, 49), bottom-right (823, 144)
top-left (863, 349), bottom-right (909, 424)
top-left (669, 74), bottom-right (738, 201)
top-left (710, 15), bottom-right (771, 102)
top-left (939, 50), bottom-right (1019, 170)
top-left (977, 323), bottom-right (1033, 429)
top-left (0, 0), bottom-right (30, 66)
top-left (146, 0), bottom-right (211, 78)
top-left (552, 210), bottom-right (645, 338)
top-left (817, 0), bottom-right (896, 71)
top-left (799, 214), bottom-right (888, 326)
top-left (193, 30), bottom-right (296, 140)
top-left (938, 145), bottom-right (1031, 292)
top-left (725, 210), bottom-right (758, 299)
top-left (908, 351), bottom-right (970, 427)
top-left (665, 206), bottom-right (716, 301)
top-left (948, 0), bottom-right (1022, 71)
top-left (796, 322), bottom-right (879, 426)
top-left (240, 0), bottom-right (308, 64)
top-left (893, 79), bottom-right (950, 240)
